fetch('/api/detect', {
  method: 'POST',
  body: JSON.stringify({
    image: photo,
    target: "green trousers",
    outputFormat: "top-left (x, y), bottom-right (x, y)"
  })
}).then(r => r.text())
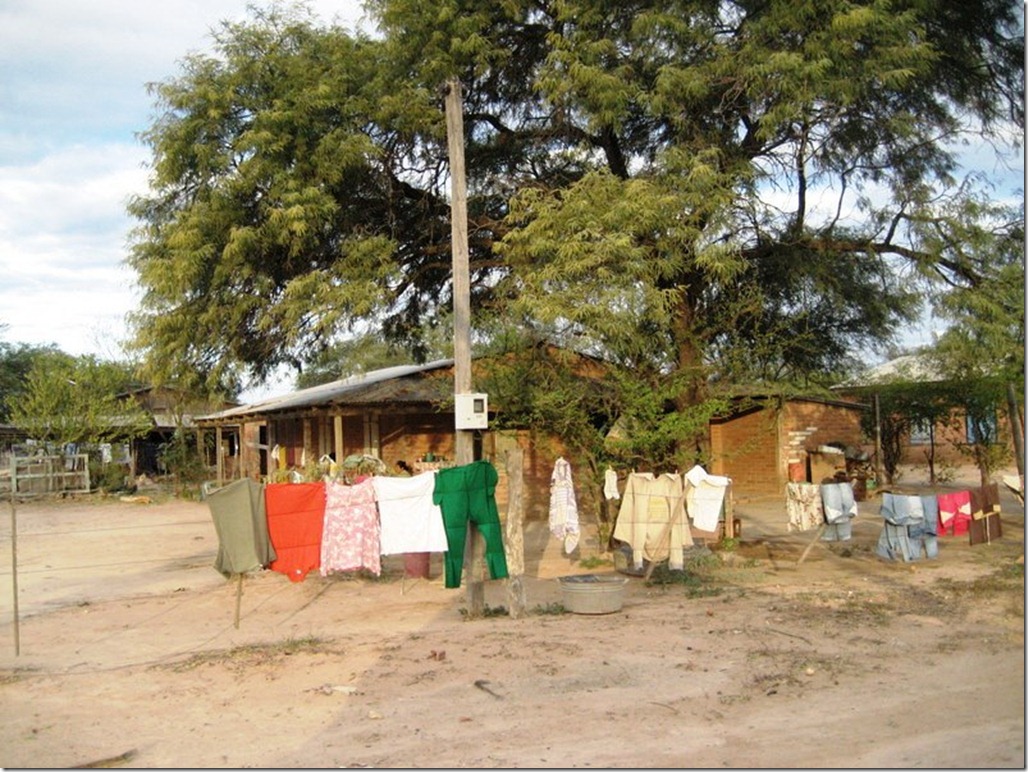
top-left (433, 460), bottom-right (509, 589)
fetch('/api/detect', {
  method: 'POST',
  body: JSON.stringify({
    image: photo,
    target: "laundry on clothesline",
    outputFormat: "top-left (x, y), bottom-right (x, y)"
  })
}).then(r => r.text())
top-left (265, 481), bottom-right (326, 582)
top-left (205, 461), bottom-right (509, 589)
top-left (875, 492), bottom-right (938, 562)
top-left (820, 481), bottom-right (858, 541)
top-left (321, 478), bottom-right (380, 576)
top-left (373, 471), bottom-right (448, 555)
top-left (434, 460), bottom-right (509, 589)
top-left (613, 472), bottom-right (694, 571)
top-left (684, 464), bottom-right (731, 533)
top-left (786, 482), bottom-right (824, 532)
top-left (207, 477), bottom-right (276, 578)
top-left (549, 457), bottom-right (580, 555)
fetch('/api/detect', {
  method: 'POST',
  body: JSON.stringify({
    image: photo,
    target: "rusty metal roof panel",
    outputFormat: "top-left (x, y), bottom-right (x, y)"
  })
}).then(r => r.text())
top-left (197, 359), bottom-right (454, 421)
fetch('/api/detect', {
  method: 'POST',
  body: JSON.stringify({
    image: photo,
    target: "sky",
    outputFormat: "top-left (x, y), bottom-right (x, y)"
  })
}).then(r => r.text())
top-left (0, 0), bottom-right (368, 399)
top-left (0, 1), bottom-right (1023, 402)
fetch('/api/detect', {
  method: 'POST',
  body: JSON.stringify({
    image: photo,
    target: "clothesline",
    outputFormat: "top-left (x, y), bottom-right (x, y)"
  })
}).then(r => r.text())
top-left (207, 460), bottom-right (509, 592)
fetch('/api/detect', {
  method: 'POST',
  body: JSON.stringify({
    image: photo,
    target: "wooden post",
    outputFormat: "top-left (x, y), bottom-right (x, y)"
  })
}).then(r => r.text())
top-left (333, 415), bottom-right (344, 470)
top-left (215, 425), bottom-right (225, 487)
top-left (445, 77), bottom-right (484, 615)
top-left (873, 392), bottom-right (883, 485)
top-left (1006, 382), bottom-right (1024, 485)
top-left (504, 445), bottom-right (527, 618)
top-left (9, 493), bottom-right (20, 655)
top-left (234, 574), bottom-right (243, 629)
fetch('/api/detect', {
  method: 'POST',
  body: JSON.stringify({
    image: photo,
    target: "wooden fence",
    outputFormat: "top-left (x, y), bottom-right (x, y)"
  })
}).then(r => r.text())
top-left (0, 454), bottom-right (91, 497)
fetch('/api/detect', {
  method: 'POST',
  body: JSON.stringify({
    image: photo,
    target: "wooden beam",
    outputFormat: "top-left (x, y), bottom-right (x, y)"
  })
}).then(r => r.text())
top-left (445, 77), bottom-right (484, 615)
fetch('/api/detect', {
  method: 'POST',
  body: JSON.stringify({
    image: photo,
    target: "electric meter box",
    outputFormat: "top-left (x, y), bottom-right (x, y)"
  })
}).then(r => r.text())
top-left (455, 393), bottom-right (489, 430)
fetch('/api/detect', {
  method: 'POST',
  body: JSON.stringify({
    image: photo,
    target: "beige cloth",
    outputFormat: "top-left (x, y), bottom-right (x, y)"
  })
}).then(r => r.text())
top-left (613, 473), bottom-right (694, 570)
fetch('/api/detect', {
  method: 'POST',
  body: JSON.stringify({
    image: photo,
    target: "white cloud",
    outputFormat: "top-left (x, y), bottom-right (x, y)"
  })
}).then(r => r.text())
top-left (0, 0), bottom-right (365, 370)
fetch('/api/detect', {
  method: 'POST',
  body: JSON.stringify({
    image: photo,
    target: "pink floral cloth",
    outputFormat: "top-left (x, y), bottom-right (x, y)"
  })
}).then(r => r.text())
top-left (320, 479), bottom-right (381, 576)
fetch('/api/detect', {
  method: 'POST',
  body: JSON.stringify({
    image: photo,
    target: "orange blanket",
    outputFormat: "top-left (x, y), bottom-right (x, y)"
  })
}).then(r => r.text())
top-left (265, 482), bottom-right (326, 582)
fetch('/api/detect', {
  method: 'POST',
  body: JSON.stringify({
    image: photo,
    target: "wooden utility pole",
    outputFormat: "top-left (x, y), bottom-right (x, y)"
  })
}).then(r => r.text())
top-left (873, 392), bottom-right (883, 485)
top-left (1006, 382), bottom-right (1024, 486)
top-left (445, 77), bottom-right (485, 615)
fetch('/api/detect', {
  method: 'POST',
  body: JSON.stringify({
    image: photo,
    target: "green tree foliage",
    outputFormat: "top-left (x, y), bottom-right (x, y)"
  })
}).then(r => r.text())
top-left (861, 378), bottom-right (956, 485)
top-left (127, 0), bottom-right (1023, 465)
top-left (9, 354), bottom-right (153, 448)
top-left (0, 341), bottom-right (67, 423)
top-left (929, 198), bottom-right (1025, 387)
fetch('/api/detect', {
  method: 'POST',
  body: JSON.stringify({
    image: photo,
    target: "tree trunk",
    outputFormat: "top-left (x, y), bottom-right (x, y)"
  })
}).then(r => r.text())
top-left (672, 289), bottom-right (709, 463)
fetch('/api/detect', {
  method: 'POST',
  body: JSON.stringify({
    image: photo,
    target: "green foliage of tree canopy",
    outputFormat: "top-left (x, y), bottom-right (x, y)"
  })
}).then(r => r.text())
top-left (0, 341), bottom-right (68, 423)
top-left (127, 0), bottom-right (1024, 465)
top-left (8, 354), bottom-right (153, 448)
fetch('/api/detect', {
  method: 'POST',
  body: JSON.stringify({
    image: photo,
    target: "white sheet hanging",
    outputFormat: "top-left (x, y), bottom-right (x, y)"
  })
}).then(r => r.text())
top-left (372, 471), bottom-right (448, 554)
top-left (684, 464), bottom-right (731, 532)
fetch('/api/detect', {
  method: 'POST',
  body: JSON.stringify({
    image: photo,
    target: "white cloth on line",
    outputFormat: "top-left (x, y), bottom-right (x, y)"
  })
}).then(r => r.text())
top-left (549, 457), bottom-right (580, 554)
top-left (613, 472), bottom-right (693, 570)
top-left (372, 471), bottom-right (448, 554)
top-left (603, 467), bottom-right (620, 500)
top-left (684, 464), bottom-right (730, 532)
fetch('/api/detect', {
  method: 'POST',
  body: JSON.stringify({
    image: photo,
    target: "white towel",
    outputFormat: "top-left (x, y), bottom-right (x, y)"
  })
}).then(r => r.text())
top-left (684, 464), bottom-right (730, 532)
top-left (372, 472), bottom-right (448, 554)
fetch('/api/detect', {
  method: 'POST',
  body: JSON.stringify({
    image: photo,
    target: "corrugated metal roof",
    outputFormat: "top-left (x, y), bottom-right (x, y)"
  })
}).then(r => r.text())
top-left (197, 359), bottom-right (455, 421)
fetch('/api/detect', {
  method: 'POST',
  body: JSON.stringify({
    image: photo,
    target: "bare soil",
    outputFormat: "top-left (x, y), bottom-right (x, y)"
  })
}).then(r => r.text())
top-left (0, 470), bottom-right (1024, 769)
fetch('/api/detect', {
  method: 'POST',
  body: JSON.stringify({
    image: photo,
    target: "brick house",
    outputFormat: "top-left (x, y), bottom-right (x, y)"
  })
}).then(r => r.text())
top-left (831, 353), bottom-right (1021, 470)
top-left (197, 358), bottom-right (871, 521)
top-left (708, 395), bottom-right (868, 497)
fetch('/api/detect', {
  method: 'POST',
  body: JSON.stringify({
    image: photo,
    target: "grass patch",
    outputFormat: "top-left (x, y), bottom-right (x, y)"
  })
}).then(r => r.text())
top-left (458, 604), bottom-right (509, 619)
top-left (579, 555), bottom-right (613, 569)
top-left (934, 563), bottom-right (1025, 618)
top-left (161, 635), bottom-right (333, 673)
top-left (645, 553), bottom-right (725, 597)
top-left (532, 602), bottom-right (567, 616)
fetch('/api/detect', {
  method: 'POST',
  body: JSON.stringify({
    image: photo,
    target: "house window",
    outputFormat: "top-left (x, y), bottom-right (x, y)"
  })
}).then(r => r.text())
top-left (965, 411), bottom-right (998, 445)
top-left (908, 419), bottom-right (931, 446)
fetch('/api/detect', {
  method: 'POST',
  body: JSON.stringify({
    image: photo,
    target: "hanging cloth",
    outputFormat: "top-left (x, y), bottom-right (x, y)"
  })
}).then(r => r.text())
top-left (875, 492), bottom-right (937, 561)
top-left (433, 460), bottom-right (509, 589)
top-left (786, 482), bottom-right (824, 532)
top-left (372, 471), bottom-right (449, 554)
top-left (603, 467), bottom-right (621, 500)
top-left (265, 481), bottom-right (326, 582)
top-left (613, 472), bottom-right (693, 570)
top-left (820, 481), bottom-right (857, 541)
top-left (937, 490), bottom-right (973, 536)
top-left (549, 457), bottom-right (580, 554)
top-left (320, 478), bottom-right (381, 576)
top-left (207, 477), bottom-right (276, 577)
top-left (683, 464), bottom-right (730, 533)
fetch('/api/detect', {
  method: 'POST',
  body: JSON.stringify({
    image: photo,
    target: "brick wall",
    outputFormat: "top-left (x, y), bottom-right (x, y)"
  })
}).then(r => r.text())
top-left (709, 399), bottom-right (866, 496)
top-left (709, 408), bottom-right (780, 495)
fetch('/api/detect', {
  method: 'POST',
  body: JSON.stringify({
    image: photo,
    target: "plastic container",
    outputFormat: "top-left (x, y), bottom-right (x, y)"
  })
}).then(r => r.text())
top-left (559, 574), bottom-right (629, 614)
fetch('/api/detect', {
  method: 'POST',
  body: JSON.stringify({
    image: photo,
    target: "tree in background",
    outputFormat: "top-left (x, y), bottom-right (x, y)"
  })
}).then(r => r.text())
top-left (127, 0), bottom-right (1023, 468)
top-left (9, 354), bottom-right (152, 449)
top-left (0, 341), bottom-right (68, 423)
top-left (927, 199), bottom-right (1024, 484)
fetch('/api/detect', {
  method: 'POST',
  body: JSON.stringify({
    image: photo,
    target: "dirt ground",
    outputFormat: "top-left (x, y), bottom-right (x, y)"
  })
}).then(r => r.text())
top-left (0, 467), bottom-right (1024, 769)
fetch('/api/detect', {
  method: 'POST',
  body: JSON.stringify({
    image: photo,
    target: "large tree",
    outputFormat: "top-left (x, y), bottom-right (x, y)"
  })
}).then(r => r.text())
top-left (128, 0), bottom-right (1023, 461)
top-left (8, 354), bottom-right (152, 449)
